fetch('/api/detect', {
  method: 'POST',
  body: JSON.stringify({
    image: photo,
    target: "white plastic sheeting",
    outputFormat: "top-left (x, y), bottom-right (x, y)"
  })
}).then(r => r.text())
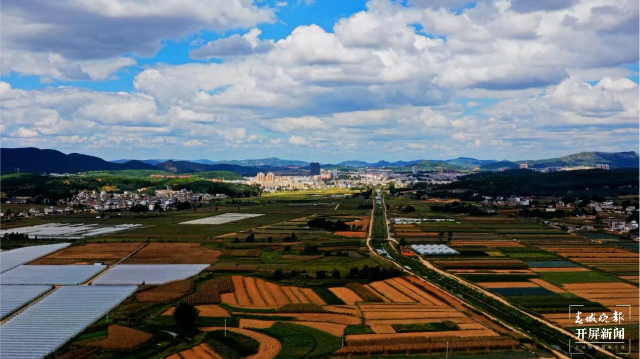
top-left (0, 223), bottom-right (141, 239)
top-left (0, 285), bottom-right (52, 319)
top-left (92, 264), bottom-right (209, 285)
top-left (0, 285), bottom-right (136, 359)
top-left (411, 244), bottom-right (460, 255)
top-left (0, 243), bottom-right (71, 273)
top-left (0, 265), bottom-right (106, 285)
top-left (180, 213), bottom-right (263, 225)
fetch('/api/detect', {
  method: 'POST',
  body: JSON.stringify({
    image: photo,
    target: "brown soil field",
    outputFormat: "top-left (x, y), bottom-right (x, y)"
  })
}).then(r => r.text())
top-left (167, 343), bottom-right (223, 359)
top-left (388, 277), bottom-right (446, 305)
top-left (163, 304), bottom-right (230, 317)
top-left (363, 284), bottom-right (391, 302)
top-left (31, 242), bottom-right (143, 265)
top-left (232, 276), bottom-right (252, 307)
top-left (395, 232), bottom-right (429, 237)
top-left (529, 279), bottom-right (565, 293)
top-left (245, 277), bottom-right (267, 307)
top-left (220, 293), bottom-right (237, 306)
top-left (345, 218), bottom-right (369, 229)
top-left (199, 327), bottom-right (282, 359)
top-left (82, 325), bottom-right (152, 351)
top-left (124, 243), bottom-right (222, 264)
top-left (223, 276), bottom-right (325, 308)
top-left (136, 280), bottom-right (192, 303)
top-left (563, 282), bottom-right (639, 322)
top-left (323, 305), bottom-right (361, 317)
top-left (345, 329), bottom-right (498, 345)
top-left (369, 281), bottom-right (415, 302)
top-left (329, 287), bottom-right (363, 305)
top-left (237, 312), bottom-right (360, 325)
top-left (620, 275), bottom-right (639, 283)
top-left (363, 309), bottom-right (464, 321)
top-left (370, 324), bottom-right (396, 334)
top-left (240, 319), bottom-right (276, 329)
top-left (296, 321), bottom-right (346, 336)
top-left (281, 287), bottom-right (303, 303)
top-left (334, 231), bottom-right (367, 238)
top-left (301, 288), bottom-right (325, 305)
top-left (394, 224), bottom-right (418, 229)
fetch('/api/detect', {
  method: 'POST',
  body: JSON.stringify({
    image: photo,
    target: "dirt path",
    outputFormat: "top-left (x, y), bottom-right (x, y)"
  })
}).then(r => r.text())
top-left (199, 327), bottom-right (281, 359)
top-left (85, 242), bottom-right (149, 285)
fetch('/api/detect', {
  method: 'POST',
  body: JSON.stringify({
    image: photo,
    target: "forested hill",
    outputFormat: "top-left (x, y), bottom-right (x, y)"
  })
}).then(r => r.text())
top-left (1, 172), bottom-right (260, 202)
top-left (1, 148), bottom-right (259, 175)
top-left (433, 168), bottom-right (639, 197)
top-left (1, 147), bottom-right (156, 173)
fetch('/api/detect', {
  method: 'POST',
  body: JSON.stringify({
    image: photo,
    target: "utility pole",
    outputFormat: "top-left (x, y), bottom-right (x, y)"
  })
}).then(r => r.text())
top-left (446, 341), bottom-right (449, 359)
top-left (224, 318), bottom-right (227, 337)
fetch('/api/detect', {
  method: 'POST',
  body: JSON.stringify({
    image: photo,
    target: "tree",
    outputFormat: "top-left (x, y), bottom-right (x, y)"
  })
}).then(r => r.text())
top-left (332, 269), bottom-right (341, 278)
top-left (273, 269), bottom-right (284, 281)
top-left (316, 270), bottom-right (327, 279)
top-left (447, 231), bottom-right (453, 243)
top-left (173, 301), bottom-right (199, 336)
top-left (437, 232), bottom-right (444, 243)
top-left (290, 232), bottom-right (297, 242)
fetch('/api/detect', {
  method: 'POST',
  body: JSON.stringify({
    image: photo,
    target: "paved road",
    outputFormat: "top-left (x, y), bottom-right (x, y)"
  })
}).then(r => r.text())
top-left (365, 192), bottom-right (619, 359)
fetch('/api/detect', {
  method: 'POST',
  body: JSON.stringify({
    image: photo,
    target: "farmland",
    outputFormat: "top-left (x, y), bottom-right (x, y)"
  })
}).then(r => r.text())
top-left (1, 188), bottom-right (637, 358)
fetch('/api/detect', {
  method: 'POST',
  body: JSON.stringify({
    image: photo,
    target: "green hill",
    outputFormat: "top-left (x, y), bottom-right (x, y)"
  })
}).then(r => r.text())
top-left (518, 151), bottom-right (638, 169)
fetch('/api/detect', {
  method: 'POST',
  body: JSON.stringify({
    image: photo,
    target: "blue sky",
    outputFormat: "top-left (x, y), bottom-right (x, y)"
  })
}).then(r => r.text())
top-left (1, 0), bottom-right (638, 162)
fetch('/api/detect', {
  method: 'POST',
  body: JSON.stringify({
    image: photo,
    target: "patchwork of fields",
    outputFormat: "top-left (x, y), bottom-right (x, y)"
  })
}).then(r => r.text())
top-left (1, 189), bottom-right (637, 358)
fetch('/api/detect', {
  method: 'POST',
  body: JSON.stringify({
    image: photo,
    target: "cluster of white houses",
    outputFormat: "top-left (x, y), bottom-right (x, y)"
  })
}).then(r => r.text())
top-left (1, 189), bottom-right (229, 219)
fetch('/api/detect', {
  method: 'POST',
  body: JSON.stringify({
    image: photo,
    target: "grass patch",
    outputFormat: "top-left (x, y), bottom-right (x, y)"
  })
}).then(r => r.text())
top-left (205, 330), bottom-right (259, 359)
top-left (345, 325), bottom-right (374, 335)
top-left (220, 303), bottom-right (276, 313)
top-left (313, 287), bottom-right (345, 305)
top-left (460, 274), bottom-right (537, 282)
top-left (392, 321), bottom-right (459, 333)
top-left (540, 271), bottom-right (621, 285)
top-left (260, 322), bottom-right (341, 359)
top-left (198, 317), bottom-right (240, 327)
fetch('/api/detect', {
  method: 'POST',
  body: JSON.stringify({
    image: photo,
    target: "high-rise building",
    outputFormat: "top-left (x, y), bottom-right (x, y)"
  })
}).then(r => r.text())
top-left (519, 163), bottom-right (529, 169)
top-left (266, 172), bottom-right (276, 181)
top-left (256, 172), bottom-right (266, 182)
top-left (411, 165), bottom-right (418, 175)
top-left (596, 164), bottom-right (610, 170)
top-left (310, 162), bottom-right (320, 176)
top-left (331, 168), bottom-right (338, 178)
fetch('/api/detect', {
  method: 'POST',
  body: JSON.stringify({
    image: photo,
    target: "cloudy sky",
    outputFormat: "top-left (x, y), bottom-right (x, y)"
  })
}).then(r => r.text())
top-left (1, 0), bottom-right (638, 162)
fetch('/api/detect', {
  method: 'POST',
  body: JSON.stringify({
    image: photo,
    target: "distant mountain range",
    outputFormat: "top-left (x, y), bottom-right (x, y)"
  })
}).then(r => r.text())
top-left (1, 148), bottom-right (259, 175)
top-left (2, 148), bottom-right (637, 175)
top-left (112, 157), bottom-right (310, 167)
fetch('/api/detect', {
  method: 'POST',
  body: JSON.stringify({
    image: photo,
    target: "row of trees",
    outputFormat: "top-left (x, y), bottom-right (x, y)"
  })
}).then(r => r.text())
top-left (273, 265), bottom-right (402, 281)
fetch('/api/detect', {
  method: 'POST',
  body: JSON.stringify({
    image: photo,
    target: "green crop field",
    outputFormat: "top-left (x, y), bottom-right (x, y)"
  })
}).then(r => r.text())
top-left (539, 271), bottom-right (622, 285)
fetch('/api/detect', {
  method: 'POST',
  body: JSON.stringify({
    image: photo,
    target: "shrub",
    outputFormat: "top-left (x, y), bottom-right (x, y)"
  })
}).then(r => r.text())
top-left (174, 302), bottom-right (199, 335)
